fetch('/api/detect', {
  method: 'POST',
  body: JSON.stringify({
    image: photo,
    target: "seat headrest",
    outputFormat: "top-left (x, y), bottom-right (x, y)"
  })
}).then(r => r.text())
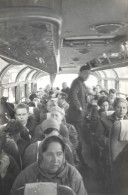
top-left (24, 182), bottom-right (57, 195)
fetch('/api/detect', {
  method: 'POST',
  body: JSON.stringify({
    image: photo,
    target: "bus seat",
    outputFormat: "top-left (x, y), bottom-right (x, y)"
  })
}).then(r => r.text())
top-left (16, 183), bottom-right (75, 195)
top-left (24, 183), bottom-right (57, 195)
top-left (58, 185), bottom-right (75, 195)
top-left (110, 120), bottom-right (128, 162)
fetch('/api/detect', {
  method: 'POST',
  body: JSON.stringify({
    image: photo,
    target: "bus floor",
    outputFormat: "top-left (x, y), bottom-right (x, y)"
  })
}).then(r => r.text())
top-left (78, 161), bottom-right (109, 195)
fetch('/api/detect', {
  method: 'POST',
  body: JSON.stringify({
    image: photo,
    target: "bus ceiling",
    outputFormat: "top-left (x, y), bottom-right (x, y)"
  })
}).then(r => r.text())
top-left (0, 0), bottom-right (128, 74)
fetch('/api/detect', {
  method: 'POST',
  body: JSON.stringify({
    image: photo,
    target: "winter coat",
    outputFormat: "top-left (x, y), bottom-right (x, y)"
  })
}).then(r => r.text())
top-left (67, 77), bottom-right (88, 122)
top-left (0, 154), bottom-right (20, 195)
top-left (10, 161), bottom-right (87, 195)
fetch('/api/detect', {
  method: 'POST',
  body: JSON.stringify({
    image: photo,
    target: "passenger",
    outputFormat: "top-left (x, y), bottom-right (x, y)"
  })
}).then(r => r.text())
top-left (3, 119), bottom-right (30, 166)
top-left (32, 106), bottom-right (69, 142)
top-left (29, 92), bottom-right (37, 102)
top-left (50, 106), bottom-right (69, 140)
top-left (61, 82), bottom-right (70, 96)
top-left (95, 97), bottom-right (128, 186)
top-left (97, 96), bottom-right (110, 116)
top-left (22, 118), bottom-right (74, 168)
top-left (67, 64), bottom-right (91, 140)
top-left (110, 121), bottom-right (128, 195)
top-left (44, 84), bottom-right (51, 96)
top-left (99, 89), bottom-right (108, 97)
top-left (10, 135), bottom-right (88, 195)
top-left (1, 96), bottom-right (15, 124)
top-left (0, 129), bottom-right (20, 195)
top-left (40, 99), bottom-right (57, 122)
top-left (108, 89), bottom-right (117, 109)
top-left (93, 85), bottom-right (102, 96)
top-left (96, 97), bottom-right (128, 152)
top-left (57, 92), bottom-right (69, 114)
top-left (15, 103), bottom-right (37, 138)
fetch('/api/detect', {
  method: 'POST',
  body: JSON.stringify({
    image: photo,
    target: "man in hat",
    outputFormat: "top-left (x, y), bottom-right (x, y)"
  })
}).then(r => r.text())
top-left (67, 64), bottom-right (91, 139)
top-left (10, 135), bottom-right (88, 195)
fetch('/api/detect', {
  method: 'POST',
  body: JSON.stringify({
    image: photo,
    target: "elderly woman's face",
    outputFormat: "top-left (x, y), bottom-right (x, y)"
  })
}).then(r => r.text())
top-left (41, 142), bottom-right (64, 174)
top-left (115, 102), bottom-right (127, 118)
top-left (51, 111), bottom-right (63, 124)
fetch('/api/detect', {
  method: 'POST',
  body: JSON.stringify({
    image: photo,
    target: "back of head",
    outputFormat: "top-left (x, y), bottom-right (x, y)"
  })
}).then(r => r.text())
top-left (3, 119), bottom-right (23, 136)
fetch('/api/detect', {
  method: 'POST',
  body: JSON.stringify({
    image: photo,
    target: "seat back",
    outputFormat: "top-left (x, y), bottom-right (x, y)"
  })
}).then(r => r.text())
top-left (16, 183), bottom-right (75, 195)
top-left (110, 120), bottom-right (128, 162)
top-left (24, 182), bottom-right (57, 195)
top-left (58, 185), bottom-right (75, 195)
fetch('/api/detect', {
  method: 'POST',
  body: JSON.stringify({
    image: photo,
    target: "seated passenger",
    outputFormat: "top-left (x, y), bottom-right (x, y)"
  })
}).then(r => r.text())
top-left (99, 90), bottom-right (108, 97)
top-left (61, 82), bottom-right (70, 96)
top-left (97, 96), bottom-right (110, 116)
top-left (108, 89), bottom-right (117, 109)
top-left (22, 118), bottom-right (74, 168)
top-left (40, 99), bottom-right (57, 122)
top-left (57, 92), bottom-right (69, 115)
top-left (95, 98), bottom-right (128, 187)
top-left (33, 105), bottom-right (69, 142)
top-left (15, 103), bottom-right (37, 139)
top-left (110, 120), bottom-right (128, 195)
top-left (50, 106), bottom-right (69, 139)
top-left (3, 119), bottom-right (30, 165)
top-left (0, 129), bottom-right (20, 195)
top-left (10, 135), bottom-right (87, 195)
top-left (96, 97), bottom-right (128, 149)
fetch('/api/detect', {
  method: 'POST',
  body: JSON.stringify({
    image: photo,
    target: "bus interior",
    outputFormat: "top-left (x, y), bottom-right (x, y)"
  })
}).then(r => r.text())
top-left (0, 1), bottom-right (128, 195)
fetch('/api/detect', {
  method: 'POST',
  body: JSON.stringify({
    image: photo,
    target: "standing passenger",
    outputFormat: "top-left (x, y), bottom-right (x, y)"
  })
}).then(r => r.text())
top-left (67, 64), bottom-right (91, 139)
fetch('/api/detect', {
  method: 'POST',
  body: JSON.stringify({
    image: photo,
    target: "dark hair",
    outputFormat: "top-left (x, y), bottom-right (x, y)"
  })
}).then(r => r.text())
top-left (79, 63), bottom-right (91, 72)
top-left (109, 89), bottom-right (116, 94)
top-left (40, 136), bottom-right (65, 154)
top-left (99, 90), bottom-right (108, 96)
top-left (93, 95), bottom-right (100, 101)
top-left (98, 96), bottom-right (109, 107)
top-left (15, 103), bottom-right (29, 113)
top-left (58, 92), bottom-right (68, 100)
top-left (3, 119), bottom-right (23, 136)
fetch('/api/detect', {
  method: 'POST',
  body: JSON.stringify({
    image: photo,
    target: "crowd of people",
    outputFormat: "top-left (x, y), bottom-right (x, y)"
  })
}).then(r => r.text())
top-left (0, 64), bottom-right (128, 195)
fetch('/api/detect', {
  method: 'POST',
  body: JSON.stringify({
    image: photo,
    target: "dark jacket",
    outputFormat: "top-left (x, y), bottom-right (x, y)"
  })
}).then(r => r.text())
top-left (61, 87), bottom-right (70, 96)
top-left (67, 77), bottom-right (88, 121)
top-left (0, 155), bottom-right (20, 195)
top-left (96, 113), bottom-right (128, 148)
top-left (26, 115), bottom-right (38, 138)
top-left (10, 161), bottom-right (87, 195)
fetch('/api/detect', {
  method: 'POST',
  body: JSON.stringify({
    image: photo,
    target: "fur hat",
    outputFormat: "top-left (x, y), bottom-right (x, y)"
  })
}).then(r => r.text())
top-left (41, 118), bottom-right (60, 132)
top-left (50, 106), bottom-right (65, 116)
